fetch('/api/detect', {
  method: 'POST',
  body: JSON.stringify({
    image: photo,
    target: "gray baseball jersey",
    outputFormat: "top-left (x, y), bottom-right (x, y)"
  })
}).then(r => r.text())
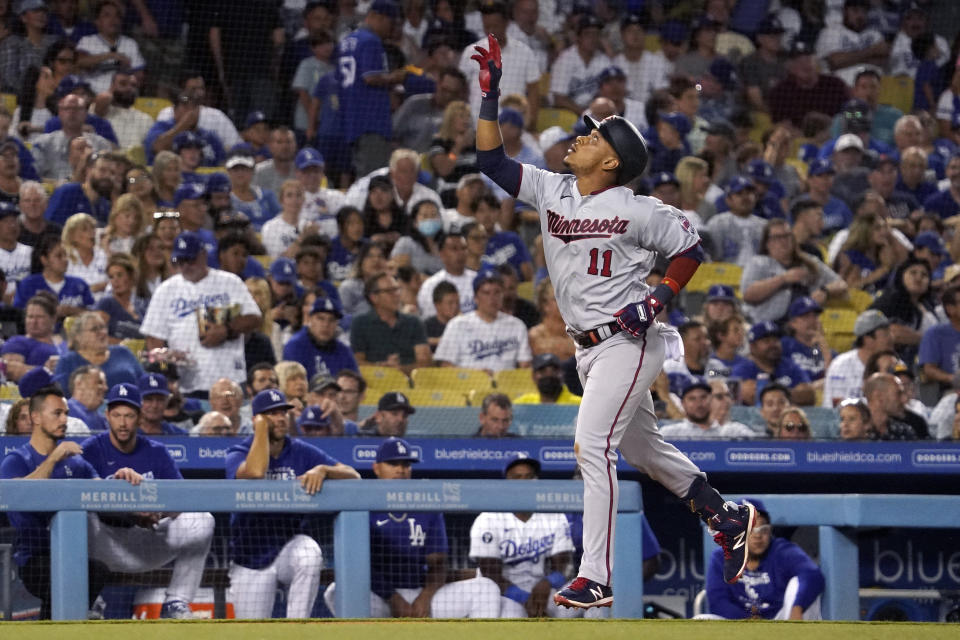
top-left (517, 164), bottom-right (701, 333)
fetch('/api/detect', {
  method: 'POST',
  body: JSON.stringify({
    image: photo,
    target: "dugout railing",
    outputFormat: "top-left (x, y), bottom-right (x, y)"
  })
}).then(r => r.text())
top-left (0, 479), bottom-right (647, 620)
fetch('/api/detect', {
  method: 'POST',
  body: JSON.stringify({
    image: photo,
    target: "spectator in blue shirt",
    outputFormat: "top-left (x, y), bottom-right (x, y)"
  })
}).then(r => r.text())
top-left (335, 0), bottom-right (407, 176)
top-left (0, 292), bottom-right (60, 382)
top-left (732, 321), bottom-right (814, 406)
top-left (143, 92), bottom-right (225, 165)
top-left (645, 111), bottom-right (690, 174)
top-left (781, 297), bottom-right (834, 383)
top-left (471, 193), bottom-right (533, 281)
top-left (705, 314), bottom-right (751, 379)
top-left (923, 153), bottom-right (960, 219)
top-left (44, 151), bottom-right (114, 226)
top-left (896, 146), bottom-right (938, 205)
top-left (919, 285), bottom-right (960, 390)
top-left (14, 233), bottom-right (93, 314)
top-left (226, 152), bottom-right (281, 231)
top-left (282, 296), bottom-right (358, 382)
top-left (801, 158), bottom-right (853, 235)
top-left (66, 365), bottom-right (108, 432)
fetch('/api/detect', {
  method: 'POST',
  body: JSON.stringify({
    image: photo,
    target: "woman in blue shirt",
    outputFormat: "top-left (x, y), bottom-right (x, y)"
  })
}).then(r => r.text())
top-left (94, 253), bottom-right (148, 342)
top-left (226, 153), bottom-right (281, 230)
top-left (14, 234), bottom-right (94, 315)
top-left (53, 311), bottom-right (143, 395)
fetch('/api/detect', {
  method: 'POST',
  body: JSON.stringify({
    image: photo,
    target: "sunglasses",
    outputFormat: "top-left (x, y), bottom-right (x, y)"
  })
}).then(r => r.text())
top-left (782, 422), bottom-right (808, 433)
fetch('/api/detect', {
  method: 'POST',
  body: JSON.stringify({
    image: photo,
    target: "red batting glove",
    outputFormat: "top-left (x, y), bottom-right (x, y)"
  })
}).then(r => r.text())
top-left (470, 33), bottom-right (503, 99)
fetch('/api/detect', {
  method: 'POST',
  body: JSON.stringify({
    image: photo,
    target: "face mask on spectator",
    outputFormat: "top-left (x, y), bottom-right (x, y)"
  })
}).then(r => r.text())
top-left (417, 218), bottom-right (442, 237)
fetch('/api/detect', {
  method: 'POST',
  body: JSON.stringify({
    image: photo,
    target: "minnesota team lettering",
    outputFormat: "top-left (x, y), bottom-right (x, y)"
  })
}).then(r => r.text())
top-left (546, 210), bottom-right (629, 243)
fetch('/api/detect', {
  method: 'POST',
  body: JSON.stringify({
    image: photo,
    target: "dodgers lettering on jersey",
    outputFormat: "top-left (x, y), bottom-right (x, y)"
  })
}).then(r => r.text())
top-left (469, 511), bottom-right (574, 592)
top-left (517, 164), bottom-right (700, 333)
top-left (369, 511), bottom-right (448, 599)
top-left (225, 436), bottom-right (340, 569)
top-left (81, 432), bottom-right (182, 480)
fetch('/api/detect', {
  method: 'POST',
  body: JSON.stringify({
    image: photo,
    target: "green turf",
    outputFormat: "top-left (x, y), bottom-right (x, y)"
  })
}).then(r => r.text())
top-left (5, 619), bottom-right (959, 640)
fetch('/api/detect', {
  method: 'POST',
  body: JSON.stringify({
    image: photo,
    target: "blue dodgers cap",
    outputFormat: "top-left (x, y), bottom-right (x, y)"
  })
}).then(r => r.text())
top-left (252, 389), bottom-right (294, 415)
top-left (369, 0), bottom-right (400, 19)
top-left (244, 110), bottom-right (267, 129)
top-left (726, 175), bottom-right (756, 194)
top-left (748, 321), bottom-right (782, 342)
top-left (659, 20), bottom-right (688, 44)
top-left (311, 296), bottom-right (343, 318)
top-left (297, 405), bottom-right (331, 430)
top-left (378, 391), bottom-right (416, 414)
top-left (376, 436), bottom-right (420, 463)
top-left (173, 181), bottom-right (207, 206)
top-left (269, 257), bottom-right (298, 284)
top-left (54, 74), bottom-right (91, 98)
top-left (788, 296), bottom-right (823, 318)
top-left (756, 14), bottom-right (786, 35)
top-left (706, 284), bottom-right (736, 302)
top-left (658, 111), bottom-right (691, 137)
top-left (807, 158), bottom-right (835, 177)
top-left (650, 171), bottom-right (679, 188)
top-left (747, 158), bottom-right (775, 184)
top-left (138, 373), bottom-right (170, 397)
top-left (173, 130), bottom-right (204, 152)
top-left (205, 172), bottom-right (231, 194)
top-left (597, 65), bottom-right (627, 85)
top-left (18, 366), bottom-right (54, 398)
top-left (743, 497), bottom-right (770, 520)
top-left (171, 231), bottom-right (205, 263)
top-left (106, 383), bottom-right (142, 410)
top-left (914, 230), bottom-right (949, 256)
top-left (472, 267), bottom-right (503, 293)
top-left (295, 147), bottom-right (325, 170)
top-left (498, 108), bottom-right (524, 129)
top-left (532, 352), bottom-right (561, 371)
top-left (0, 200), bottom-right (19, 218)
top-left (680, 375), bottom-right (712, 398)
top-left (503, 452), bottom-right (540, 477)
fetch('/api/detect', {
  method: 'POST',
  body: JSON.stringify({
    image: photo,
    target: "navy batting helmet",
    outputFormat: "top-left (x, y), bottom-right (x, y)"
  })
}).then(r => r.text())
top-left (583, 115), bottom-right (649, 186)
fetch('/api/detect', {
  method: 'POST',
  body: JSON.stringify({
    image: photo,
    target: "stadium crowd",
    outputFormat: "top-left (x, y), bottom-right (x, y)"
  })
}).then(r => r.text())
top-left (1, 0), bottom-right (958, 622)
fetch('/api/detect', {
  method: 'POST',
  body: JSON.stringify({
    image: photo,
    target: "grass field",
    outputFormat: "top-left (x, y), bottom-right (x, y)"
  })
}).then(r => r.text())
top-left (6, 619), bottom-right (960, 639)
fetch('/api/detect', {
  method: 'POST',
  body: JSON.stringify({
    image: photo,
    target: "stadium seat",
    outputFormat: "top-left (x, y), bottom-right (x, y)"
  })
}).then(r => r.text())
top-left (493, 368), bottom-right (538, 398)
top-left (358, 365), bottom-right (410, 402)
top-left (0, 384), bottom-right (21, 401)
top-left (62, 315), bottom-right (77, 337)
top-left (252, 254), bottom-right (272, 269)
top-left (825, 288), bottom-right (873, 313)
top-left (728, 405), bottom-right (766, 434)
top-left (879, 75), bottom-right (913, 114)
top-left (644, 34), bottom-right (661, 51)
top-left (687, 262), bottom-right (743, 293)
top-left (826, 332), bottom-right (855, 353)
top-left (195, 166), bottom-right (226, 175)
top-left (120, 338), bottom-right (145, 357)
top-left (516, 280), bottom-right (535, 302)
top-left (133, 96), bottom-right (172, 120)
top-left (0, 93), bottom-right (15, 113)
top-left (821, 308), bottom-right (858, 336)
top-left (749, 111), bottom-right (773, 145)
top-left (536, 107), bottom-right (578, 133)
top-left (404, 388), bottom-right (468, 407)
top-left (126, 145), bottom-right (146, 167)
top-left (805, 407), bottom-right (839, 438)
top-left (406, 406), bottom-right (478, 436)
top-left (410, 367), bottom-right (493, 395)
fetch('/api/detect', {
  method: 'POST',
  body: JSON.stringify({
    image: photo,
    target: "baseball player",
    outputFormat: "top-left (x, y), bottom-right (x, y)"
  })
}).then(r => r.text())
top-left (702, 499), bottom-right (825, 620)
top-left (81, 383), bottom-right (215, 619)
top-left (469, 453), bottom-right (580, 618)
top-left (225, 389), bottom-right (360, 619)
top-left (471, 34), bottom-right (755, 609)
top-left (324, 437), bottom-right (500, 618)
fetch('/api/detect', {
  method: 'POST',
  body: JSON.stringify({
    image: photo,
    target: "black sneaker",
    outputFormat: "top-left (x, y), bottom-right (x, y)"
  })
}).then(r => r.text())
top-left (553, 577), bottom-right (613, 609)
top-left (709, 501), bottom-right (756, 584)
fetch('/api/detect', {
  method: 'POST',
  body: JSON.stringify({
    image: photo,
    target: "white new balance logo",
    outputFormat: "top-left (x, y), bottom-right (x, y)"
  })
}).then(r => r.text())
top-left (732, 531), bottom-right (747, 550)
top-left (589, 587), bottom-right (604, 601)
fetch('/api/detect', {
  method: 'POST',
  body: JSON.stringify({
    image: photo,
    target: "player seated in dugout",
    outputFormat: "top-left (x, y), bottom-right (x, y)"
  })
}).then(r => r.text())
top-left (699, 499), bottom-right (824, 620)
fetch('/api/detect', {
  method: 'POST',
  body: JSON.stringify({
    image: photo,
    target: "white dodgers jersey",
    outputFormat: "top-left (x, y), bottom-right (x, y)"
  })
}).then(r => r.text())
top-left (469, 511), bottom-right (574, 592)
top-left (517, 164), bottom-right (701, 333)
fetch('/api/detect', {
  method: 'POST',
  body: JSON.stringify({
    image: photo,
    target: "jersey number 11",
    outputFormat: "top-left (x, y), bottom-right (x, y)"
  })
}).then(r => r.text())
top-left (587, 248), bottom-right (612, 277)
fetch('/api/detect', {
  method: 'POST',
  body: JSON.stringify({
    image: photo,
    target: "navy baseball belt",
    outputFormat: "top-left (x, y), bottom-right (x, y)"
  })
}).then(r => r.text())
top-left (572, 322), bottom-right (622, 348)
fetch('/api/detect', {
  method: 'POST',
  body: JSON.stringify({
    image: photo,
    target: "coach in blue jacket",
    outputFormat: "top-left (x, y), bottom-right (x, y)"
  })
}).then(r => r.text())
top-left (704, 499), bottom-right (825, 620)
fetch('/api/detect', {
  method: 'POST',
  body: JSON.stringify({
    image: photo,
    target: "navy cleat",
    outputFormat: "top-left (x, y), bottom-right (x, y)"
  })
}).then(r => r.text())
top-left (709, 500), bottom-right (757, 584)
top-left (553, 577), bottom-right (613, 609)
top-left (160, 599), bottom-right (195, 619)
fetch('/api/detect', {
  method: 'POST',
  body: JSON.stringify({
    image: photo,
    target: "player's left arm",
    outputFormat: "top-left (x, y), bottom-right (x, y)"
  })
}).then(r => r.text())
top-left (299, 461), bottom-right (360, 495)
top-left (473, 34), bottom-right (523, 198)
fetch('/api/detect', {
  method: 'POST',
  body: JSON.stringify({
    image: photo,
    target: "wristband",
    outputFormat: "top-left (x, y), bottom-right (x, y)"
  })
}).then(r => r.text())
top-left (479, 94), bottom-right (500, 121)
top-left (504, 585), bottom-right (530, 604)
top-left (547, 571), bottom-right (567, 590)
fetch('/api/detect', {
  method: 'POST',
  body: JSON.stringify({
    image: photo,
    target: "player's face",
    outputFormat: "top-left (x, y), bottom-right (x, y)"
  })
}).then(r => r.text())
top-left (505, 461), bottom-right (538, 480)
top-left (32, 395), bottom-right (69, 441)
top-left (140, 393), bottom-right (167, 422)
top-left (563, 130), bottom-right (620, 179)
top-left (474, 281), bottom-right (503, 317)
top-left (263, 408), bottom-right (290, 440)
top-left (107, 404), bottom-right (139, 447)
top-left (377, 409), bottom-right (409, 437)
top-left (307, 311), bottom-right (339, 342)
top-left (373, 460), bottom-right (412, 480)
top-left (747, 515), bottom-right (772, 559)
top-left (681, 388), bottom-right (711, 423)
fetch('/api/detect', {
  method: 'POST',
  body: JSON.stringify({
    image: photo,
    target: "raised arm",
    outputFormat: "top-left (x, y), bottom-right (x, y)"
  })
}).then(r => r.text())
top-left (473, 34), bottom-right (522, 197)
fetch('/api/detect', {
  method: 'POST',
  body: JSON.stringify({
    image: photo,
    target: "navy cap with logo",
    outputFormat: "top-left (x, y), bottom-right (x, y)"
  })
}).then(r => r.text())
top-left (138, 373), bottom-right (170, 397)
top-left (650, 171), bottom-right (679, 188)
top-left (503, 452), bottom-right (540, 477)
top-left (297, 405), bottom-right (330, 430)
top-left (747, 159), bottom-right (775, 184)
top-left (311, 296), bottom-right (343, 318)
top-left (914, 230), bottom-right (948, 257)
top-left (726, 175), bottom-right (755, 194)
top-left (788, 296), bottom-right (822, 318)
top-left (807, 158), bottom-right (835, 177)
top-left (0, 200), bottom-right (19, 219)
top-left (252, 389), bottom-right (294, 415)
top-left (205, 172), bottom-right (231, 194)
top-left (658, 111), bottom-right (691, 137)
top-left (748, 321), bottom-right (781, 342)
top-left (369, 0), bottom-right (401, 18)
top-left (621, 13), bottom-right (645, 29)
top-left (106, 383), bottom-right (142, 410)
top-left (244, 110), bottom-right (267, 129)
top-left (173, 181), bottom-right (207, 206)
top-left (756, 15), bottom-right (786, 35)
top-left (171, 231), bottom-right (205, 263)
top-left (742, 497), bottom-right (770, 521)
top-left (376, 436), bottom-right (420, 463)
top-left (269, 257), bottom-right (298, 284)
top-left (706, 284), bottom-right (737, 303)
top-left (295, 147), bottom-right (325, 170)
top-left (18, 366), bottom-right (54, 399)
top-left (498, 108), bottom-right (524, 129)
top-left (598, 66), bottom-right (626, 85)
top-left (472, 267), bottom-right (502, 293)
top-left (577, 13), bottom-right (604, 33)
top-left (54, 74), bottom-right (92, 99)
top-left (173, 130), bottom-right (204, 152)
top-left (532, 353), bottom-right (561, 371)
top-left (680, 375), bottom-right (712, 398)
top-left (378, 391), bottom-right (416, 414)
